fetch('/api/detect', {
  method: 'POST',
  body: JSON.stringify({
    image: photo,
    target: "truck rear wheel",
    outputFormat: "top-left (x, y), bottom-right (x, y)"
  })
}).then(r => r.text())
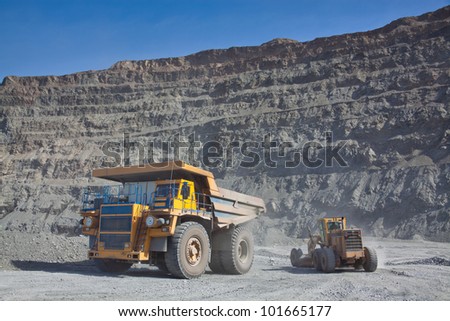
top-left (209, 231), bottom-right (227, 273)
top-left (363, 247), bottom-right (378, 272)
top-left (320, 247), bottom-right (336, 273)
top-left (95, 259), bottom-right (132, 274)
top-left (165, 222), bottom-right (210, 279)
top-left (209, 250), bottom-right (226, 273)
top-left (221, 226), bottom-right (254, 275)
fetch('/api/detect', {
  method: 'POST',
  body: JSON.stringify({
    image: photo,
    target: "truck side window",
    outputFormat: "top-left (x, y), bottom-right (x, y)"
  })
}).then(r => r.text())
top-left (181, 183), bottom-right (190, 199)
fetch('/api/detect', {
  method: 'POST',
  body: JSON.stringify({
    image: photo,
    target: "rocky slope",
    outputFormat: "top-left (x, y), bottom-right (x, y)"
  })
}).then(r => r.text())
top-left (1, 6), bottom-right (449, 241)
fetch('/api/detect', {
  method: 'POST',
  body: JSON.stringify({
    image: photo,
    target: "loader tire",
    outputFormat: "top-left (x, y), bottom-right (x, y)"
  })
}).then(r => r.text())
top-left (363, 247), bottom-right (378, 272)
top-left (95, 259), bottom-right (132, 274)
top-left (320, 247), bottom-right (336, 273)
top-left (221, 226), bottom-right (254, 275)
top-left (313, 249), bottom-right (323, 271)
top-left (165, 222), bottom-right (210, 279)
top-left (290, 248), bottom-right (303, 267)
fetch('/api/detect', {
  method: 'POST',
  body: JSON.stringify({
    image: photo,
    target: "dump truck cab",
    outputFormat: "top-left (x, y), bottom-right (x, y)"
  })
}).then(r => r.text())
top-left (152, 179), bottom-right (196, 210)
top-left (80, 161), bottom-right (265, 279)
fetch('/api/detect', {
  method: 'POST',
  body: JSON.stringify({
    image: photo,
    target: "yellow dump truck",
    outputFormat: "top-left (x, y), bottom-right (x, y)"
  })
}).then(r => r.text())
top-left (80, 160), bottom-right (265, 279)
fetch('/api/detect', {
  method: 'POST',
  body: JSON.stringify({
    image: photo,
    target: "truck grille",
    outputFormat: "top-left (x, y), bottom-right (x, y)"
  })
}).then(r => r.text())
top-left (99, 234), bottom-right (131, 250)
top-left (99, 205), bottom-right (133, 250)
top-left (345, 230), bottom-right (363, 251)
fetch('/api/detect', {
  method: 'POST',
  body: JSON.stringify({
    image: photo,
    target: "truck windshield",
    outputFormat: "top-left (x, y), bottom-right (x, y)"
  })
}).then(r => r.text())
top-left (155, 184), bottom-right (179, 197)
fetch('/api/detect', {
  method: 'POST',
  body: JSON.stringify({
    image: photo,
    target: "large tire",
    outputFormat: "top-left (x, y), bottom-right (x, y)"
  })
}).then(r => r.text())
top-left (209, 250), bottom-right (226, 273)
top-left (221, 226), bottom-right (254, 274)
top-left (313, 248), bottom-right (323, 271)
top-left (165, 222), bottom-right (210, 279)
top-left (363, 247), bottom-right (378, 272)
top-left (95, 259), bottom-right (132, 274)
top-left (209, 230), bottom-right (227, 273)
top-left (320, 247), bottom-right (336, 273)
top-left (290, 248), bottom-right (303, 267)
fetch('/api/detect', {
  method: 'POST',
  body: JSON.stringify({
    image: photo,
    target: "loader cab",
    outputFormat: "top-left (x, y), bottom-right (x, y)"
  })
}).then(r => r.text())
top-left (151, 179), bottom-right (197, 211)
top-left (327, 221), bottom-right (343, 231)
top-left (318, 217), bottom-right (347, 245)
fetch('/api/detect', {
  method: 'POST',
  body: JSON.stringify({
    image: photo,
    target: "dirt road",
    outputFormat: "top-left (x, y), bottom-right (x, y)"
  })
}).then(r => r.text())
top-left (1, 235), bottom-right (449, 301)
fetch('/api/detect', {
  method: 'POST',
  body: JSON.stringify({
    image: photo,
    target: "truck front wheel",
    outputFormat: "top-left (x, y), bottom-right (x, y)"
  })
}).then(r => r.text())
top-left (209, 230), bottom-right (228, 273)
top-left (165, 222), bottom-right (210, 279)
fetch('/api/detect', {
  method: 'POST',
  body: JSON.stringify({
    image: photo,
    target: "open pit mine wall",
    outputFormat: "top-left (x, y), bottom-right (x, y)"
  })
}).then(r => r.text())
top-left (0, 6), bottom-right (449, 241)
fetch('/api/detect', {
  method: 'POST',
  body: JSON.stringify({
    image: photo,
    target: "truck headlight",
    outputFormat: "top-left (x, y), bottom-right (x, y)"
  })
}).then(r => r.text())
top-left (85, 217), bottom-right (93, 227)
top-left (146, 216), bottom-right (155, 227)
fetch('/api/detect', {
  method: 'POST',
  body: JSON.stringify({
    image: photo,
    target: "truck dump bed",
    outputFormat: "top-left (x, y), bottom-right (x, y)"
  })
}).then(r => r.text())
top-left (92, 161), bottom-right (265, 226)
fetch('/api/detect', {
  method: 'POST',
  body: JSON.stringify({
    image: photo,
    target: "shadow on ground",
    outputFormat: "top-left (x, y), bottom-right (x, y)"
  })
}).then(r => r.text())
top-left (266, 266), bottom-right (367, 274)
top-left (10, 260), bottom-right (173, 279)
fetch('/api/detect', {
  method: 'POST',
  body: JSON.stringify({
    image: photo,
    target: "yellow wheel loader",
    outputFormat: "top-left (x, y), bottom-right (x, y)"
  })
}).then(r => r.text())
top-left (80, 161), bottom-right (265, 279)
top-left (290, 217), bottom-right (377, 273)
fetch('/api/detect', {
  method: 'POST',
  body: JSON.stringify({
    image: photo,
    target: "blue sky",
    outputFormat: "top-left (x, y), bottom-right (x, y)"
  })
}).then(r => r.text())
top-left (0, 0), bottom-right (448, 81)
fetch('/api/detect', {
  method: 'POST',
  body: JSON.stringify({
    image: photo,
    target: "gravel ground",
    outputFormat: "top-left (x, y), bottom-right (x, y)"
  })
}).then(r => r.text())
top-left (1, 231), bottom-right (449, 300)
